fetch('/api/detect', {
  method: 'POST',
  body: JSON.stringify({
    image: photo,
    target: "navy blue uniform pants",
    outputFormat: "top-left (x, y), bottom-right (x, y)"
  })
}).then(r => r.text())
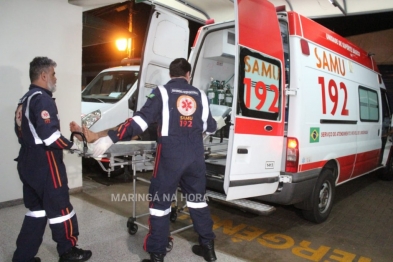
top-left (13, 147), bottom-right (79, 262)
top-left (143, 138), bottom-right (215, 254)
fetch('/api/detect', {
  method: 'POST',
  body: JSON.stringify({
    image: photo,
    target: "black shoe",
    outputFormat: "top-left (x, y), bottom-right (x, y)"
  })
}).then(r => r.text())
top-left (192, 240), bottom-right (217, 262)
top-left (59, 246), bottom-right (92, 262)
top-left (141, 253), bottom-right (165, 262)
top-left (34, 258), bottom-right (41, 262)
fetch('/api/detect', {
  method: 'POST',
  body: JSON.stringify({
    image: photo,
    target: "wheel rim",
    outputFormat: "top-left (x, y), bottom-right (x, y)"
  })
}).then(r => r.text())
top-left (318, 181), bottom-right (332, 213)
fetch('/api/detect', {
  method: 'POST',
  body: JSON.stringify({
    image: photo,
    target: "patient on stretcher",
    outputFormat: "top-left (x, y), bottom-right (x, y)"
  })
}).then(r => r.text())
top-left (69, 104), bottom-right (229, 157)
top-left (70, 121), bottom-right (157, 160)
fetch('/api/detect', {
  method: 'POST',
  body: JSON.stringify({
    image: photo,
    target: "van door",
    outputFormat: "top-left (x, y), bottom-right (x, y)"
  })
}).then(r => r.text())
top-left (136, 6), bottom-right (190, 110)
top-left (224, 0), bottom-right (285, 200)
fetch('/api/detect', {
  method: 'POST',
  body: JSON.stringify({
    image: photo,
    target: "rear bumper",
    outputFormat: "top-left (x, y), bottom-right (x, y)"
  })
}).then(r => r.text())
top-left (255, 169), bottom-right (321, 205)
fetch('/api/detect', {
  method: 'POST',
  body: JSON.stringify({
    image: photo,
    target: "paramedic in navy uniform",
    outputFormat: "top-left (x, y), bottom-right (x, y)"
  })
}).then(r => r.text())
top-left (85, 58), bottom-right (219, 262)
top-left (13, 57), bottom-right (92, 262)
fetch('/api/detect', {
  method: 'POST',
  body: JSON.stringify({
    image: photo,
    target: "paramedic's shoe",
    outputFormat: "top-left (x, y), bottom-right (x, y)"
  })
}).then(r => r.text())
top-left (34, 258), bottom-right (41, 262)
top-left (141, 253), bottom-right (165, 262)
top-left (192, 240), bottom-right (217, 261)
top-left (59, 246), bottom-right (92, 262)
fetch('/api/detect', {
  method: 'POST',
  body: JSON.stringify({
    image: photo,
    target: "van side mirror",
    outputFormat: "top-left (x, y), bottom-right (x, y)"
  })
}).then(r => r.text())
top-left (129, 93), bottom-right (138, 112)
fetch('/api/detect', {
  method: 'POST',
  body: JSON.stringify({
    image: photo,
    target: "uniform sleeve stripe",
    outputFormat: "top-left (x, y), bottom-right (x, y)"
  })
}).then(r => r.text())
top-left (43, 131), bottom-right (61, 146)
top-left (119, 119), bottom-right (132, 140)
top-left (57, 138), bottom-right (68, 147)
top-left (157, 86), bottom-right (169, 136)
top-left (133, 116), bottom-right (148, 131)
top-left (200, 91), bottom-right (209, 132)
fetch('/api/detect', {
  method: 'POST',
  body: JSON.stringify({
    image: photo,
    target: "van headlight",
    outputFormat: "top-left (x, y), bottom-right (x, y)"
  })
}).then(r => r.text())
top-left (81, 110), bottom-right (101, 128)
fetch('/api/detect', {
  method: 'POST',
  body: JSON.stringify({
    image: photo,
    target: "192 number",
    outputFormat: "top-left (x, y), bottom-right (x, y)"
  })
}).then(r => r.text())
top-left (244, 77), bottom-right (279, 113)
top-left (319, 77), bottom-right (349, 116)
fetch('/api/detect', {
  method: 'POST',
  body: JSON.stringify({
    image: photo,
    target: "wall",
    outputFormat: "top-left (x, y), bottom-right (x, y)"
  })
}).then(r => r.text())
top-left (0, 0), bottom-right (82, 204)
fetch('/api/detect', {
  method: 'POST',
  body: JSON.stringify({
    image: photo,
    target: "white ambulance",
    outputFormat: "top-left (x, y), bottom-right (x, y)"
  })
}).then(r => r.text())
top-left (134, 0), bottom-right (392, 223)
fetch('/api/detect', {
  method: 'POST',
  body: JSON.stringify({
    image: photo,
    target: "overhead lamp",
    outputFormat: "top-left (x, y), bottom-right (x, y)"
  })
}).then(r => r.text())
top-left (116, 38), bottom-right (132, 58)
top-left (116, 38), bottom-right (128, 51)
top-left (328, 0), bottom-right (347, 15)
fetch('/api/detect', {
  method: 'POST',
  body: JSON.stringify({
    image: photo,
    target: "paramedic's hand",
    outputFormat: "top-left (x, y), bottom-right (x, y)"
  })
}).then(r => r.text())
top-left (91, 136), bottom-right (114, 157)
top-left (69, 121), bottom-right (83, 141)
top-left (82, 125), bottom-right (99, 143)
top-left (213, 116), bottom-right (226, 131)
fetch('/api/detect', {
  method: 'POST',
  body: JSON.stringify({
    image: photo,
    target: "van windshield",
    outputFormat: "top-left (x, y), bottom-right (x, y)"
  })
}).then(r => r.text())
top-left (82, 70), bottom-right (139, 104)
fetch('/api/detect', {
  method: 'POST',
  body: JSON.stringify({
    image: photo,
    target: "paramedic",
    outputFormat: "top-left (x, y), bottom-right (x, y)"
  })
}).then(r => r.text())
top-left (81, 58), bottom-right (220, 262)
top-left (13, 57), bottom-right (92, 262)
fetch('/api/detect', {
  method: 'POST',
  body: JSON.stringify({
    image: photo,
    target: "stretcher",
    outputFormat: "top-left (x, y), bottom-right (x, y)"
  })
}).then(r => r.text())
top-left (70, 132), bottom-right (193, 252)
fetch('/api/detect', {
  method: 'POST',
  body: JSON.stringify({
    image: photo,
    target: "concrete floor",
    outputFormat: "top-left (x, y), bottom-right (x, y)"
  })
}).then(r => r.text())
top-left (1, 169), bottom-right (393, 262)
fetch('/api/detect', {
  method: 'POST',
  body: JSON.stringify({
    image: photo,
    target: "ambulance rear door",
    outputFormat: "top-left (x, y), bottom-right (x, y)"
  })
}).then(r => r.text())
top-left (224, 0), bottom-right (285, 200)
top-left (136, 5), bottom-right (190, 110)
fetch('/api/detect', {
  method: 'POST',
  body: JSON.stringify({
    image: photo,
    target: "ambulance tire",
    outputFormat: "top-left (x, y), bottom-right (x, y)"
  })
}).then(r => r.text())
top-left (302, 169), bottom-right (335, 223)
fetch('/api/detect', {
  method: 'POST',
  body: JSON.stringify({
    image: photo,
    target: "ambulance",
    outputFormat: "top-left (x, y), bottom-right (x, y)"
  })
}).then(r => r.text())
top-left (134, 0), bottom-right (392, 223)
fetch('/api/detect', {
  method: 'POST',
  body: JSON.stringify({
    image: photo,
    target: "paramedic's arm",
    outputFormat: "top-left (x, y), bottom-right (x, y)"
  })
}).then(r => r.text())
top-left (202, 89), bottom-right (217, 135)
top-left (107, 88), bottom-right (162, 143)
top-left (33, 96), bottom-right (75, 150)
top-left (205, 108), bottom-right (218, 135)
top-left (91, 89), bottom-right (162, 156)
top-left (74, 123), bottom-right (138, 143)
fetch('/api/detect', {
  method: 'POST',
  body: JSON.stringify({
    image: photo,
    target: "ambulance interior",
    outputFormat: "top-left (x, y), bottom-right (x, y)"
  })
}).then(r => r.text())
top-left (192, 20), bottom-right (290, 192)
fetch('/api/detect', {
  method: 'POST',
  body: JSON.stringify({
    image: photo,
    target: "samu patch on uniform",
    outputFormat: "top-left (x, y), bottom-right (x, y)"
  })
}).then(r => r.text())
top-left (41, 110), bottom-right (51, 124)
top-left (15, 104), bottom-right (23, 128)
top-left (177, 95), bottom-right (196, 116)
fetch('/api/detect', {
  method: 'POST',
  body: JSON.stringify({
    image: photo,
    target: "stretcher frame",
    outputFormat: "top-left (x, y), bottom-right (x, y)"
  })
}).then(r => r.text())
top-left (69, 133), bottom-right (194, 250)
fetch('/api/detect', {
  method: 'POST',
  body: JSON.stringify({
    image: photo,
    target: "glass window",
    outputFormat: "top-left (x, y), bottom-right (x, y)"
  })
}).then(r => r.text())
top-left (237, 47), bottom-right (282, 121)
top-left (358, 86), bottom-right (379, 122)
top-left (82, 71), bottom-right (139, 104)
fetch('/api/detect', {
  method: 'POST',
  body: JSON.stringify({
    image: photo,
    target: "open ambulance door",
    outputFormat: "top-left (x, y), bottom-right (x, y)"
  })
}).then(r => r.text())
top-left (136, 5), bottom-right (190, 111)
top-left (224, 0), bottom-right (286, 200)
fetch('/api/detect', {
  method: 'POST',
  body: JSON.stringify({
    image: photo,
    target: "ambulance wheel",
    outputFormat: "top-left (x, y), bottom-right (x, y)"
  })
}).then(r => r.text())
top-left (166, 237), bottom-right (173, 252)
top-left (170, 207), bottom-right (177, 222)
top-left (128, 223), bottom-right (138, 235)
top-left (379, 153), bottom-right (393, 181)
top-left (302, 168), bottom-right (335, 223)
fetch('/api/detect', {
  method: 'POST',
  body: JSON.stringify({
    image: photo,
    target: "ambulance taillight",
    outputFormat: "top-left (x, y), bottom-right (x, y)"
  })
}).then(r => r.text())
top-left (286, 137), bottom-right (299, 173)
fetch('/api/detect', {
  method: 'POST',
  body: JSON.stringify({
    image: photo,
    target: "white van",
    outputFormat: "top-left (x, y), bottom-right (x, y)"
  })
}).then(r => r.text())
top-left (81, 65), bottom-right (158, 174)
top-left (81, 65), bottom-right (140, 132)
top-left (133, 1), bottom-right (393, 223)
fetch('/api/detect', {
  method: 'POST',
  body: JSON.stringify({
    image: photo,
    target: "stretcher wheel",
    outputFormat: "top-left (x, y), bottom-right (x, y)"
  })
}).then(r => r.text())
top-left (170, 207), bottom-right (177, 222)
top-left (128, 223), bottom-right (138, 235)
top-left (166, 237), bottom-right (173, 252)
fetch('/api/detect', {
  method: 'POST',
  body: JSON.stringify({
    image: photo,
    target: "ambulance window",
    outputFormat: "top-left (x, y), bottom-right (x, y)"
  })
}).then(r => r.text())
top-left (279, 21), bottom-right (289, 84)
top-left (237, 47), bottom-right (282, 121)
top-left (358, 86), bottom-right (379, 122)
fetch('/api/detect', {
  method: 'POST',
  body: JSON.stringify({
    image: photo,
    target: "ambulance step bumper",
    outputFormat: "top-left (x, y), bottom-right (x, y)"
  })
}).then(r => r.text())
top-left (205, 190), bottom-right (275, 215)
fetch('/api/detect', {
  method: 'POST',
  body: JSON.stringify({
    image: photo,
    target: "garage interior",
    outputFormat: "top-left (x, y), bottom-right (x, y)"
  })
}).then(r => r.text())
top-left (1, 0), bottom-right (392, 261)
